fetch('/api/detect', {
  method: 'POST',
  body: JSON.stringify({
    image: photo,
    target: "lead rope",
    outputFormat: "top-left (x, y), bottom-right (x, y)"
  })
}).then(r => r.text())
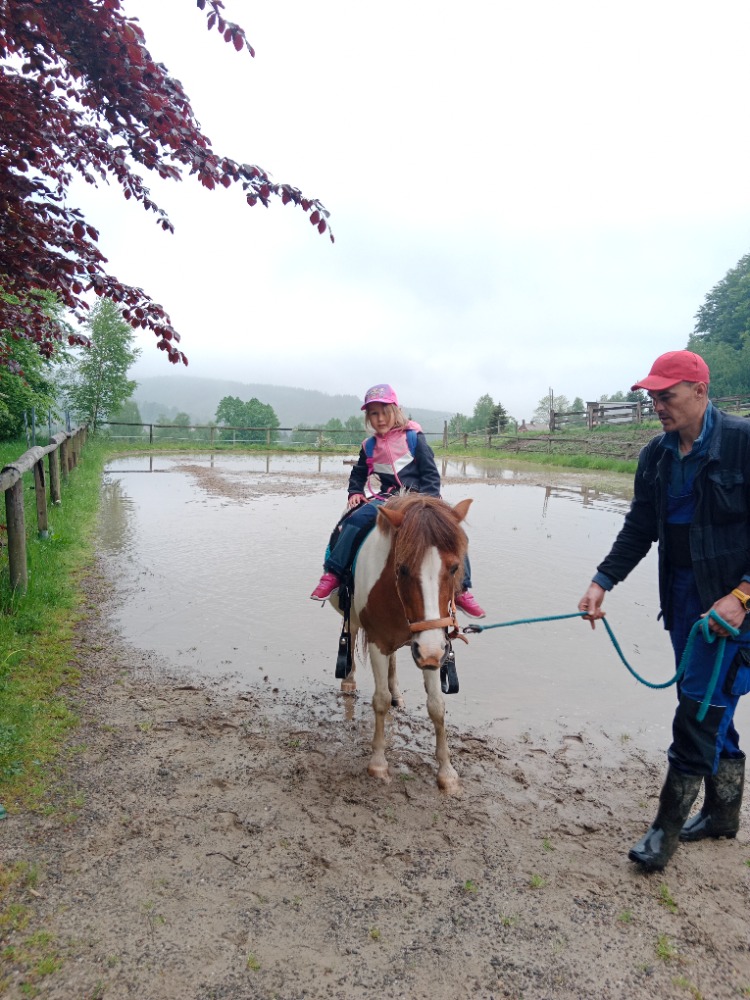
top-left (463, 609), bottom-right (740, 723)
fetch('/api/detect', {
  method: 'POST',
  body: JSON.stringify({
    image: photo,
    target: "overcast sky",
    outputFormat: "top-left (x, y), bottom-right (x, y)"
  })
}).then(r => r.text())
top-left (73, 0), bottom-right (750, 421)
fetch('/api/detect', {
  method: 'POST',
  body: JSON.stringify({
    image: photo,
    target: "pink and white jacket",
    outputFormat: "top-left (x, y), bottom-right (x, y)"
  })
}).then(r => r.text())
top-left (346, 421), bottom-right (441, 500)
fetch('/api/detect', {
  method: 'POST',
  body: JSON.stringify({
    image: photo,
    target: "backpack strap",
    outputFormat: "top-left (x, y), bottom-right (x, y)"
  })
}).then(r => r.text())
top-left (362, 429), bottom-right (418, 492)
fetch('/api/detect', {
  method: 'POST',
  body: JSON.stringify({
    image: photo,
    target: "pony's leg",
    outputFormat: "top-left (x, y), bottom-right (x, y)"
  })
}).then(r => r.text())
top-left (388, 653), bottom-right (404, 709)
top-left (423, 668), bottom-right (460, 793)
top-left (368, 648), bottom-right (392, 781)
top-left (340, 658), bottom-right (357, 696)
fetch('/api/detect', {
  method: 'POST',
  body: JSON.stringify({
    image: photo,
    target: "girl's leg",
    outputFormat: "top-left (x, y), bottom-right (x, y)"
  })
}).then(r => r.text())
top-left (324, 503), bottom-right (379, 577)
top-left (454, 554), bottom-right (486, 618)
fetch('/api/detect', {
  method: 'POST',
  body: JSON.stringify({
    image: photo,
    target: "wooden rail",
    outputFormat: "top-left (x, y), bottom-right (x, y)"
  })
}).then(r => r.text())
top-left (101, 421), bottom-right (451, 447)
top-left (1, 426), bottom-right (87, 591)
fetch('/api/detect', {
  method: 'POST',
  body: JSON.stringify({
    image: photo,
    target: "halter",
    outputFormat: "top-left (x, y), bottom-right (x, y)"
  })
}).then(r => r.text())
top-left (408, 596), bottom-right (469, 644)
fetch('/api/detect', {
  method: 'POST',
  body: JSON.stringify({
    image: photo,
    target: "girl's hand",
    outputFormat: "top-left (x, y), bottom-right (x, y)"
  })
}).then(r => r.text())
top-left (347, 494), bottom-right (365, 509)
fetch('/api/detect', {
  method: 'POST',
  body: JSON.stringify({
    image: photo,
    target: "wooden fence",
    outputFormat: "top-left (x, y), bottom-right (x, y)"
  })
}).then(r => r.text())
top-left (101, 421), bottom-right (452, 448)
top-left (1, 425), bottom-right (87, 591)
top-left (550, 395), bottom-right (750, 431)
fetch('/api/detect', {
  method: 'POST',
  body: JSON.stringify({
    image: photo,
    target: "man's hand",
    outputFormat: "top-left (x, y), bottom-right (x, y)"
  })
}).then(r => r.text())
top-left (578, 582), bottom-right (607, 630)
top-left (704, 593), bottom-right (747, 636)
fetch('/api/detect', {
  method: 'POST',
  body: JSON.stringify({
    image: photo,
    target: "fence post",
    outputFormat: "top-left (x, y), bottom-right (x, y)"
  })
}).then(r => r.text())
top-left (266, 428), bottom-right (271, 447)
top-left (443, 421), bottom-right (448, 448)
top-left (60, 437), bottom-right (69, 480)
top-left (33, 458), bottom-right (49, 538)
top-left (49, 446), bottom-right (62, 505)
top-left (4, 476), bottom-right (28, 592)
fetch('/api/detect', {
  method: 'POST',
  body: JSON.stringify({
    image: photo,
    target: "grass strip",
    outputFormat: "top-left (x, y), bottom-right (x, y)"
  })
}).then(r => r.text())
top-left (0, 437), bottom-right (108, 811)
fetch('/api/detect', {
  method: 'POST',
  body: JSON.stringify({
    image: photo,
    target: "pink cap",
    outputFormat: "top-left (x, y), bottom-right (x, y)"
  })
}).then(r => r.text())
top-left (361, 383), bottom-right (399, 410)
top-left (631, 351), bottom-right (710, 392)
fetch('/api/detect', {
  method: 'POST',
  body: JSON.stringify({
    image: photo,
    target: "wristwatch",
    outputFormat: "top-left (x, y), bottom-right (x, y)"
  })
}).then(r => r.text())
top-left (731, 588), bottom-right (750, 613)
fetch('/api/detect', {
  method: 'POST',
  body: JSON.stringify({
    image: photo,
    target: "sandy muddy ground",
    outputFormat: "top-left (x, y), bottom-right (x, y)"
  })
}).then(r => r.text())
top-left (3, 564), bottom-right (750, 1000)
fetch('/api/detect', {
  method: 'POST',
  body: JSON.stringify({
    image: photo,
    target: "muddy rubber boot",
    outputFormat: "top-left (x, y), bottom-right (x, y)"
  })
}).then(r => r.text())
top-left (680, 754), bottom-right (745, 842)
top-left (628, 767), bottom-right (702, 871)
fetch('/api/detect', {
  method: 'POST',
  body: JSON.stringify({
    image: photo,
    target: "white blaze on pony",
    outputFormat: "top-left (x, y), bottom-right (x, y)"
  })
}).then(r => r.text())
top-left (332, 493), bottom-right (473, 793)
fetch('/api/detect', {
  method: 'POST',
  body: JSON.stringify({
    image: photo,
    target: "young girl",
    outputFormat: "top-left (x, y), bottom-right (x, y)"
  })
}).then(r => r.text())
top-left (310, 383), bottom-right (485, 617)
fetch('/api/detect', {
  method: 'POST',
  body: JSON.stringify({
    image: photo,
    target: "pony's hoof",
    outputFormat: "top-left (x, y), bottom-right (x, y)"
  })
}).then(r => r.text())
top-left (391, 696), bottom-right (405, 709)
top-left (437, 771), bottom-right (461, 795)
top-left (340, 680), bottom-right (357, 695)
top-left (367, 762), bottom-right (390, 782)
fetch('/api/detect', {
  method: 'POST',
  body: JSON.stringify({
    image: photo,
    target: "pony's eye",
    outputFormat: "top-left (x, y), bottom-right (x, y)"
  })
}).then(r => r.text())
top-left (399, 564), bottom-right (409, 578)
top-left (449, 563), bottom-right (460, 576)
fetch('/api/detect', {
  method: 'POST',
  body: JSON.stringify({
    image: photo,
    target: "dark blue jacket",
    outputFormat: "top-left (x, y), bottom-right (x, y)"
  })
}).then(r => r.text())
top-left (597, 407), bottom-right (750, 632)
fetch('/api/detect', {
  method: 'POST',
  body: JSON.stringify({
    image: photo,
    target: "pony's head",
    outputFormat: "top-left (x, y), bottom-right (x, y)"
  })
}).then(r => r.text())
top-left (378, 494), bottom-right (472, 669)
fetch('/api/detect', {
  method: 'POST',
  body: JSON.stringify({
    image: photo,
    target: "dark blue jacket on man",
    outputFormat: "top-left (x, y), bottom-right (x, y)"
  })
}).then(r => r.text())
top-left (595, 405), bottom-right (750, 634)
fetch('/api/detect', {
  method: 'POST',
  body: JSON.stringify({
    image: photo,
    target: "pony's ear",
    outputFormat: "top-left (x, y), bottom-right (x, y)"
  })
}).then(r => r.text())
top-left (378, 505), bottom-right (405, 529)
top-left (452, 499), bottom-right (473, 523)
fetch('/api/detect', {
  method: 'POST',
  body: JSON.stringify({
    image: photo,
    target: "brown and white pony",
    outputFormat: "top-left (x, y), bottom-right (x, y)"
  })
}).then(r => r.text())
top-left (332, 493), bottom-right (472, 792)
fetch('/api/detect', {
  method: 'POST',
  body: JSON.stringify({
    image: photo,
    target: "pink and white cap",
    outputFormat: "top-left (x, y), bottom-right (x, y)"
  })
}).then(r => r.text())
top-left (361, 383), bottom-right (399, 410)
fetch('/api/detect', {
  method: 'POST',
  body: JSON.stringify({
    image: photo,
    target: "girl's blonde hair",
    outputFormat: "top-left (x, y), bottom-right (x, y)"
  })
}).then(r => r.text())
top-left (364, 402), bottom-right (408, 432)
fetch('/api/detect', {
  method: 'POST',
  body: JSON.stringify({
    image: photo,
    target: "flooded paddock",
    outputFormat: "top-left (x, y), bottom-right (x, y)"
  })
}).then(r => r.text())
top-left (97, 451), bottom-right (750, 760)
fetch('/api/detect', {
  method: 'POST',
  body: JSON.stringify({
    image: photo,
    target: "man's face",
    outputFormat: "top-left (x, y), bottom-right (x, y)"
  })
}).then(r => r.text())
top-left (648, 381), bottom-right (707, 434)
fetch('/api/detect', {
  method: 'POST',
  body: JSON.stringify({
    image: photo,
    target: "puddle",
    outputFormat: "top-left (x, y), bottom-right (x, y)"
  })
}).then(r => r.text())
top-left (97, 452), bottom-right (750, 758)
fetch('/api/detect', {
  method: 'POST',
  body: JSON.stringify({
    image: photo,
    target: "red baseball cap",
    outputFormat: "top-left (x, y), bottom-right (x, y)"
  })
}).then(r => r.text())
top-left (631, 351), bottom-right (710, 392)
top-left (361, 384), bottom-right (399, 410)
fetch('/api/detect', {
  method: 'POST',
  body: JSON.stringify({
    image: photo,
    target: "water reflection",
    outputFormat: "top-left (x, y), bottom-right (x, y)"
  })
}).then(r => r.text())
top-left (96, 452), bottom-right (748, 758)
top-left (98, 479), bottom-right (136, 552)
top-left (106, 452), bottom-right (359, 476)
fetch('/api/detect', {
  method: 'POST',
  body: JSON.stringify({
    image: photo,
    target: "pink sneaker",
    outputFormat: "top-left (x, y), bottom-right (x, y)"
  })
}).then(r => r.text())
top-left (455, 591), bottom-right (486, 619)
top-left (310, 572), bottom-right (340, 601)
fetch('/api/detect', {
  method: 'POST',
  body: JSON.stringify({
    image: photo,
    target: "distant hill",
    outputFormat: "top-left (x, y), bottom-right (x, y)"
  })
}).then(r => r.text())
top-left (131, 376), bottom-right (454, 431)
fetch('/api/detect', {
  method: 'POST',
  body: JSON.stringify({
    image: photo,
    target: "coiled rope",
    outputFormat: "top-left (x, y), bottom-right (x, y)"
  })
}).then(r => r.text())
top-left (463, 609), bottom-right (740, 722)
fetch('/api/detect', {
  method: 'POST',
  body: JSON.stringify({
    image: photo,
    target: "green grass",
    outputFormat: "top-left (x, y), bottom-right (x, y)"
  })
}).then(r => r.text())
top-left (0, 436), bottom-right (108, 992)
top-left (658, 882), bottom-right (678, 914)
top-left (0, 436), bottom-right (108, 809)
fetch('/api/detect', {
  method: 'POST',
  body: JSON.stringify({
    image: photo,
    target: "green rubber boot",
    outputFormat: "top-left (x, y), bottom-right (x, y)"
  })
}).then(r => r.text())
top-left (629, 767), bottom-right (702, 871)
top-left (680, 754), bottom-right (745, 842)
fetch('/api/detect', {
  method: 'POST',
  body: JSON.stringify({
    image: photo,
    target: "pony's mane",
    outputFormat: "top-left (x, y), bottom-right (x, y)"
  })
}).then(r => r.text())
top-left (386, 493), bottom-right (468, 565)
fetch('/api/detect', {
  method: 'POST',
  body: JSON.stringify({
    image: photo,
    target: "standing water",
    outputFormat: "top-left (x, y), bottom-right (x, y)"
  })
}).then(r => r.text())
top-left (97, 452), bottom-right (750, 758)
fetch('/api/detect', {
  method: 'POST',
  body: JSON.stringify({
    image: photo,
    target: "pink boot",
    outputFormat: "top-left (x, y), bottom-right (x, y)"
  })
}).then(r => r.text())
top-left (310, 572), bottom-right (340, 601)
top-left (455, 590), bottom-right (486, 619)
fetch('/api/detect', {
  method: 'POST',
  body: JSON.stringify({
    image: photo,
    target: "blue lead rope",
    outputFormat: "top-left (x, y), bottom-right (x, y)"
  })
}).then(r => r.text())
top-left (463, 609), bottom-right (740, 723)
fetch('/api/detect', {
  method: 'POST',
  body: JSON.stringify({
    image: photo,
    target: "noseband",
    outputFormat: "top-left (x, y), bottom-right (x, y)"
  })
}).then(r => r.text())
top-left (408, 596), bottom-right (468, 645)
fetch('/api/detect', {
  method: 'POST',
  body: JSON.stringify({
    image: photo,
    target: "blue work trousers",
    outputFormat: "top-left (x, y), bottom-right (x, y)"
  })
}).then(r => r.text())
top-left (667, 568), bottom-right (750, 776)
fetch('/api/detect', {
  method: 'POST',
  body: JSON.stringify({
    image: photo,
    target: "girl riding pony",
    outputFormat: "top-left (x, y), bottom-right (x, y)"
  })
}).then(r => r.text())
top-left (310, 383), bottom-right (485, 618)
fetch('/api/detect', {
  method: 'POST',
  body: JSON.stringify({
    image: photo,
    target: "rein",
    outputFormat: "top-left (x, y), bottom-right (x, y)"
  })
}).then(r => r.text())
top-left (463, 608), bottom-right (740, 723)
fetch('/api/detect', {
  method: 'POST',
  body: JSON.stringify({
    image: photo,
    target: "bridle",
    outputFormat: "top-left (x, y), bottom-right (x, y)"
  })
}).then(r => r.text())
top-left (407, 595), bottom-right (468, 645)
